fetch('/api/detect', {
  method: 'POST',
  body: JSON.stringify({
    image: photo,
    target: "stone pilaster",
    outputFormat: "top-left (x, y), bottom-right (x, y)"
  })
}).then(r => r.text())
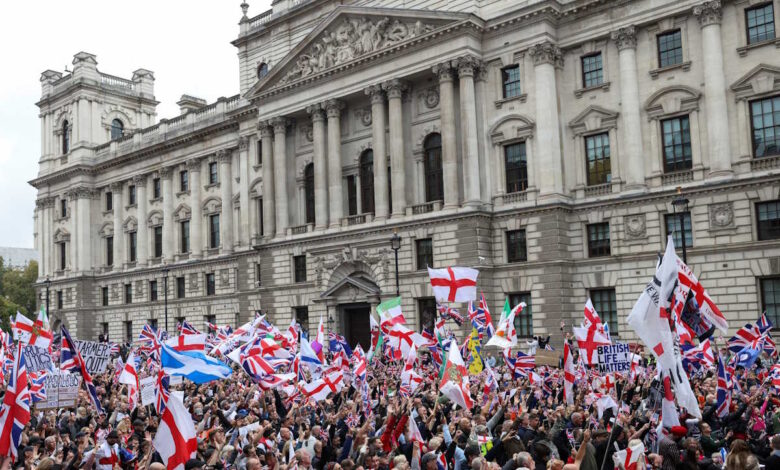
top-left (382, 79), bottom-right (408, 215)
top-left (307, 104), bottom-right (329, 229)
top-left (110, 181), bottom-right (124, 268)
top-left (133, 175), bottom-right (148, 265)
top-left (365, 85), bottom-right (389, 221)
top-left (324, 100), bottom-right (345, 227)
top-left (270, 117), bottom-right (290, 236)
top-left (160, 166), bottom-right (175, 261)
top-left (238, 136), bottom-right (251, 247)
top-left (74, 187), bottom-right (95, 272)
top-left (258, 123), bottom-right (276, 237)
top-left (217, 149), bottom-right (234, 254)
top-left (432, 63), bottom-right (458, 208)
top-left (456, 55), bottom-right (483, 207)
top-left (187, 158), bottom-right (203, 258)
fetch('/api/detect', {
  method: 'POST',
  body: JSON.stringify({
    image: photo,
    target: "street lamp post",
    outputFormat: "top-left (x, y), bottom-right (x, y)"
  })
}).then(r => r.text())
top-left (162, 265), bottom-right (170, 333)
top-left (390, 231), bottom-right (401, 297)
top-left (672, 186), bottom-right (690, 263)
top-left (44, 276), bottom-right (51, 315)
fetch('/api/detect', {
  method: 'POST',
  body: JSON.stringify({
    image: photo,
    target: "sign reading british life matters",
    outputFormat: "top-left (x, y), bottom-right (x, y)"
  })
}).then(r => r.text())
top-left (597, 342), bottom-right (631, 374)
top-left (74, 340), bottom-right (112, 374)
top-left (23, 345), bottom-right (54, 373)
top-left (37, 371), bottom-right (82, 409)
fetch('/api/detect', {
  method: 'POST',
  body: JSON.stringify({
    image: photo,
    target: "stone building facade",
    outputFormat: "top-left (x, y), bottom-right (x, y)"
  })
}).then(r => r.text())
top-left (30, 0), bottom-right (780, 346)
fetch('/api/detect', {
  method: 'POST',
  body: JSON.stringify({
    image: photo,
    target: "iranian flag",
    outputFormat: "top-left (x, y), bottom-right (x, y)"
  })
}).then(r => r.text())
top-left (439, 341), bottom-right (473, 409)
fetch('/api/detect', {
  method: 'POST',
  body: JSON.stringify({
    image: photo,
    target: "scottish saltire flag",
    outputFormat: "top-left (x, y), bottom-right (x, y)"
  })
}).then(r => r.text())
top-left (61, 326), bottom-right (104, 414)
top-left (0, 343), bottom-right (31, 460)
top-left (160, 343), bottom-right (232, 384)
top-left (299, 336), bottom-right (323, 369)
top-left (716, 356), bottom-right (731, 418)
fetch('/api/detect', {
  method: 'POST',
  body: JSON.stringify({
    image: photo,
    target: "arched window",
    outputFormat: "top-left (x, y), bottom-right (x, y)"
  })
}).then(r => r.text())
top-left (257, 62), bottom-right (269, 79)
top-left (110, 119), bottom-right (124, 140)
top-left (62, 120), bottom-right (70, 154)
top-left (304, 163), bottom-right (315, 224)
top-left (359, 149), bottom-right (374, 214)
top-left (423, 133), bottom-right (444, 202)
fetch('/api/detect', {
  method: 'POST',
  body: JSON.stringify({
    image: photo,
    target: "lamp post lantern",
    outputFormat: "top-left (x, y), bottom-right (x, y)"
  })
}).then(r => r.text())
top-left (390, 230), bottom-right (401, 297)
top-left (162, 265), bottom-right (170, 333)
top-left (672, 186), bottom-right (690, 263)
top-left (44, 276), bottom-right (51, 316)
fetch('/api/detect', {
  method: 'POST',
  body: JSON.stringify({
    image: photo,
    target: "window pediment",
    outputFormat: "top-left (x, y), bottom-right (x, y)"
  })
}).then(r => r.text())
top-left (644, 85), bottom-right (700, 120)
top-left (147, 210), bottom-right (163, 227)
top-left (123, 216), bottom-right (138, 232)
top-left (489, 114), bottom-right (535, 144)
top-left (731, 64), bottom-right (780, 101)
top-left (174, 203), bottom-right (191, 222)
top-left (99, 222), bottom-right (114, 238)
top-left (53, 228), bottom-right (70, 242)
top-left (568, 105), bottom-right (619, 136)
top-left (203, 196), bottom-right (222, 215)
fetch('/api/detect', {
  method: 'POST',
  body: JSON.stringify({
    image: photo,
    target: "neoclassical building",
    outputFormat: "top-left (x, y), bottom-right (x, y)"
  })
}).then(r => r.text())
top-left (31, 0), bottom-right (780, 346)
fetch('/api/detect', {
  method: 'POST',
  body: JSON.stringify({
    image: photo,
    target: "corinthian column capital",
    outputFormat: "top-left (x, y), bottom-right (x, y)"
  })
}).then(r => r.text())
top-left (269, 117), bottom-right (291, 134)
top-left (693, 1), bottom-right (722, 27)
top-left (454, 55), bottom-right (482, 78)
top-left (611, 26), bottom-right (637, 51)
top-left (323, 99), bottom-right (345, 118)
top-left (306, 103), bottom-right (326, 122)
top-left (364, 85), bottom-right (385, 104)
top-left (528, 41), bottom-right (563, 68)
top-left (432, 62), bottom-right (455, 82)
top-left (381, 79), bottom-right (408, 99)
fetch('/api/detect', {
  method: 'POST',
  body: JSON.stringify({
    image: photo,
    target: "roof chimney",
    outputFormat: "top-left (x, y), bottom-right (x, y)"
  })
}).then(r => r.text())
top-left (177, 94), bottom-right (208, 114)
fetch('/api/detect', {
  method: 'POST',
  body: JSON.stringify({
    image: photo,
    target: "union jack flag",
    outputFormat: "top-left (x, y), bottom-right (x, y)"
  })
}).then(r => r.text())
top-left (353, 345), bottom-right (367, 382)
top-left (178, 321), bottom-right (201, 336)
top-left (770, 364), bottom-right (780, 390)
top-left (155, 369), bottom-right (169, 415)
top-left (0, 343), bottom-right (31, 460)
top-left (2, 331), bottom-right (14, 381)
top-left (758, 312), bottom-right (773, 332)
top-left (503, 349), bottom-right (534, 377)
top-left (29, 372), bottom-right (47, 403)
top-left (137, 324), bottom-right (163, 362)
top-left (109, 343), bottom-right (120, 355)
top-left (437, 302), bottom-right (464, 326)
top-left (716, 356), bottom-right (731, 418)
top-left (328, 332), bottom-right (353, 356)
top-left (61, 326), bottom-right (104, 414)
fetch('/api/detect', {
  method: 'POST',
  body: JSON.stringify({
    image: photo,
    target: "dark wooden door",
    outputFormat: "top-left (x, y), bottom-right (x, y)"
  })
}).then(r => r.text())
top-left (343, 304), bottom-right (371, 351)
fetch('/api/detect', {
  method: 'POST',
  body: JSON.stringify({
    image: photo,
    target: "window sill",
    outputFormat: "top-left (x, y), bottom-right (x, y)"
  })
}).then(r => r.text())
top-left (751, 154), bottom-right (780, 171)
top-left (252, 164), bottom-right (263, 172)
top-left (574, 82), bottom-right (611, 98)
top-left (102, 210), bottom-right (114, 216)
top-left (506, 259), bottom-right (529, 265)
top-left (205, 183), bottom-right (221, 190)
top-left (494, 94), bottom-right (527, 109)
top-left (649, 61), bottom-right (691, 80)
top-left (661, 170), bottom-right (694, 186)
top-left (205, 248), bottom-right (219, 256)
top-left (176, 190), bottom-right (191, 197)
top-left (55, 216), bottom-right (70, 222)
top-left (150, 197), bottom-right (162, 203)
top-left (125, 204), bottom-right (137, 210)
top-left (737, 37), bottom-right (780, 57)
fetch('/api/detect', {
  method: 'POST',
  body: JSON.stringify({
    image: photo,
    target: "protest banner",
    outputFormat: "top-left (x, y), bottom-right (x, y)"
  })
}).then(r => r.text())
top-left (536, 349), bottom-right (561, 367)
top-left (37, 371), bottom-right (82, 410)
top-left (23, 345), bottom-right (54, 373)
top-left (74, 340), bottom-right (112, 374)
top-left (597, 343), bottom-right (631, 374)
top-left (140, 376), bottom-right (156, 406)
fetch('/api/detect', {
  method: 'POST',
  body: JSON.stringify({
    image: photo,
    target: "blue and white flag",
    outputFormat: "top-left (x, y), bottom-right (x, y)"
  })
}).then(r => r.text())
top-left (160, 343), bottom-right (232, 384)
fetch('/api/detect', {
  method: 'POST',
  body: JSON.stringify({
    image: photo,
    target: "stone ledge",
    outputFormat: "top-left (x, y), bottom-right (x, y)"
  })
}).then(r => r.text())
top-left (494, 94), bottom-right (528, 109)
top-left (736, 37), bottom-right (780, 57)
top-left (649, 61), bottom-right (692, 80)
top-left (574, 81), bottom-right (611, 98)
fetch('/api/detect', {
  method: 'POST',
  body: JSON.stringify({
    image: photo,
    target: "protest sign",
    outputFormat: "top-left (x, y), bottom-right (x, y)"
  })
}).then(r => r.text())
top-left (597, 343), bottom-right (631, 374)
top-left (23, 345), bottom-right (54, 373)
top-left (140, 376), bottom-right (157, 406)
top-left (536, 349), bottom-right (561, 367)
top-left (74, 340), bottom-right (112, 374)
top-left (37, 371), bottom-right (81, 409)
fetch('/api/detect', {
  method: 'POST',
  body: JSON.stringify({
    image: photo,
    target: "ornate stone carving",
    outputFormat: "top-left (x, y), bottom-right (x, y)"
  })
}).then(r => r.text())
top-left (238, 136), bottom-right (250, 151)
top-left (186, 157), bottom-right (203, 171)
top-left (258, 121), bottom-right (274, 137)
top-left (300, 125), bottom-right (314, 142)
top-left (708, 202), bottom-right (734, 228)
top-left (216, 149), bottom-right (232, 163)
top-left (693, 1), bottom-right (722, 27)
top-left (159, 166), bottom-right (173, 179)
top-left (109, 181), bottom-right (123, 192)
top-left (270, 117), bottom-right (291, 133)
top-left (278, 17), bottom-right (435, 85)
top-left (528, 41), bottom-right (563, 68)
top-left (624, 214), bottom-right (647, 239)
top-left (611, 26), bottom-right (637, 51)
top-left (420, 86), bottom-right (440, 109)
top-left (323, 99), bottom-right (345, 118)
top-left (132, 174), bottom-right (147, 185)
top-left (306, 104), bottom-right (325, 122)
top-left (355, 107), bottom-right (372, 127)
top-left (382, 79), bottom-right (408, 99)
top-left (365, 85), bottom-right (385, 104)
top-left (455, 55), bottom-right (482, 78)
top-left (432, 62), bottom-right (455, 82)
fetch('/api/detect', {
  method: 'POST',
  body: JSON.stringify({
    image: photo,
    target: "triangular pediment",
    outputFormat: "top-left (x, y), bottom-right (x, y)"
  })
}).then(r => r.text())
top-left (245, 6), bottom-right (474, 100)
top-left (321, 274), bottom-right (381, 299)
top-left (731, 64), bottom-right (780, 100)
top-left (568, 105), bottom-right (619, 135)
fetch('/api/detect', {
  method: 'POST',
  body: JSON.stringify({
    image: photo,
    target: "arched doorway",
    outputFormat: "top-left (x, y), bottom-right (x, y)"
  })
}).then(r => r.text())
top-left (320, 269), bottom-right (381, 351)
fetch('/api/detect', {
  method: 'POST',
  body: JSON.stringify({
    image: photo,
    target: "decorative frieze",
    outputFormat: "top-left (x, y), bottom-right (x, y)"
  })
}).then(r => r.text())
top-left (624, 214), bottom-right (647, 240)
top-left (708, 202), bottom-right (734, 229)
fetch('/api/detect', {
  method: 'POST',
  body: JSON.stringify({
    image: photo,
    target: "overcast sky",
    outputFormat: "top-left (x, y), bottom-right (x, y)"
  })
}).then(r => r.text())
top-left (0, 0), bottom-right (272, 248)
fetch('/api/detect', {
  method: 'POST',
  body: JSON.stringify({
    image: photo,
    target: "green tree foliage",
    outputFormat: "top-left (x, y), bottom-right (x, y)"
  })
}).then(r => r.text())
top-left (0, 257), bottom-right (39, 331)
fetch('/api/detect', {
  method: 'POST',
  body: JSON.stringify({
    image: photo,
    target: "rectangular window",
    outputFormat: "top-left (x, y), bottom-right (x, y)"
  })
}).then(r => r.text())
top-left (180, 221), bottom-right (190, 253)
top-left (750, 96), bottom-right (780, 158)
top-left (293, 255), bottom-right (307, 283)
top-left (128, 185), bottom-right (137, 205)
top-left (665, 212), bottom-right (693, 248)
top-left (56, 290), bottom-right (63, 310)
top-left (418, 297), bottom-right (437, 331)
top-left (257, 140), bottom-right (263, 166)
top-left (581, 53), bottom-right (604, 88)
top-left (154, 226), bottom-right (163, 258)
top-left (294, 306), bottom-right (309, 334)
top-left (506, 230), bottom-right (527, 263)
top-left (206, 273), bottom-right (216, 296)
top-left (106, 236), bottom-right (114, 266)
top-left (657, 30), bottom-right (683, 68)
top-left (746, 3), bottom-right (775, 44)
top-left (105, 191), bottom-right (113, 211)
top-left (149, 280), bottom-right (158, 302)
top-left (587, 223), bottom-right (611, 257)
top-left (60, 199), bottom-right (67, 218)
top-left (176, 277), bottom-right (186, 299)
top-left (209, 162), bottom-right (218, 185)
top-left (101, 287), bottom-right (109, 306)
top-left (347, 175), bottom-right (358, 216)
top-left (124, 283), bottom-right (132, 304)
top-left (661, 116), bottom-right (692, 172)
top-left (205, 314), bottom-right (216, 328)
top-left (504, 142), bottom-right (528, 193)
top-left (757, 200), bottom-right (780, 240)
top-left (761, 277), bottom-right (780, 326)
top-left (129, 231), bottom-right (137, 262)
top-left (258, 198), bottom-right (264, 236)
top-left (508, 293), bottom-right (533, 337)
top-left (150, 319), bottom-right (158, 331)
top-left (585, 133), bottom-right (611, 185)
top-left (416, 238), bottom-right (433, 270)
top-left (209, 215), bottom-right (220, 249)
top-left (590, 288), bottom-right (618, 334)
top-left (255, 263), bottom-right (262, 287)
top-left (501, 65), bottom-right (522, 99)
top-left (125, 321), bottom-right (133, 342)
top-left (59, 242), bottom-right (66, 270)
top-left (102, 322), bottom-right (109, 337)
top-left (180, 170), bottom-right (189, 192)
top-left (153, 177), bottom-right (161, 199)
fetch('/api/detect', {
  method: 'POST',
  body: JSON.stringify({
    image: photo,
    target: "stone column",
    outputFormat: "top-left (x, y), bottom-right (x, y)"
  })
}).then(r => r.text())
top-left (432, 63), bottom-right (458, 208)
top-left (45, 198), bottom-right (54, 274)
top-left (456, 56), bottom-right (482, 207)
top-left (218, 149), bottom-right (234, 254)
top-left (382, 79), bottom-right (408, 215)
top-left (258, 123), bottom-right (276, 237)
top-left (76, 188), bottom-right (93, 272)
top-left (529, 42), bottom-right (565, 198)
top-left (611, 26), bottom-right (645, 190)
top-left (188, 158), bottom-right (204, 258)
top-left (134, 175), bottom-right (149, 266)
top-left (238, 136), bottom-right (251, 247)
top-left (35, 200), bottom-right (45, 276)
top-left (365, 85), bottom-right (389, 220)
top-left (694, 0), bottom-right (732, 177)
top-left (68, 191), bottom-right (78, 271)
top-left (307, 104), bottom-right (329, 229)
top-left (324, 100), bottom-right (345, 227)
top-left (271, 117), bottom-right (290, 236)
top-left (111, 182), bottom-right (124, 268)
top-left (160, 166), bottom-right (174, 261)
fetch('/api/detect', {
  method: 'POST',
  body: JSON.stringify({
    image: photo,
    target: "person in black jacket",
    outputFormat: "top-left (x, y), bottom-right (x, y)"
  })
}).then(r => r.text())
top-left (766, 435), bottom-right (780, 470)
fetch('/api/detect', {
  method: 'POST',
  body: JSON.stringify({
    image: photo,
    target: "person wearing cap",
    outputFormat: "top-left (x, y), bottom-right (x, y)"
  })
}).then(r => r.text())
top-left (657, 426), bottom-right (686, 470)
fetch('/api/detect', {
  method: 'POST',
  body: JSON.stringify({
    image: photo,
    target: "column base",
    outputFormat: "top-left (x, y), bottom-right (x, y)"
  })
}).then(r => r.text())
top-left (707, 169), bottom-right (734, 180)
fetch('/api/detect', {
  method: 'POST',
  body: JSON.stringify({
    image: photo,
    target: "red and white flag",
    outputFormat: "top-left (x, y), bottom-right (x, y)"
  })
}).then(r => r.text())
top-left (118, 351), bottom-right (139, 411)
top-left (428, 267), bottom-right (479, 303)
top-left (612, 441), bottom-right (645, 470)
top-left (13, 311), bottom-right (53, 350)
top-left (153, 394), bottom-right (197, 470)
top-left (563, 343), bottom-right (574, 405)
top-left (676, 257), bottom-right (728, 333)
top-left (408, 413), bottom-right (424, 445)
top-left (439, 341), bottom-right (473, 409)
top-left (386, 324), bottom-right (427, 361)
top-left (164, 334), bottom-right (206, 353)
top-left (302, 370), bottom-right (344, 402)
top-left (572, 326), bottom-right (610, 366)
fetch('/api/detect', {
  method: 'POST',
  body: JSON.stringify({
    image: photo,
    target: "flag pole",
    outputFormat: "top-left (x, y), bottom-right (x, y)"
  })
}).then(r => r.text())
top-left (599, 386), bottom-right (626, 470)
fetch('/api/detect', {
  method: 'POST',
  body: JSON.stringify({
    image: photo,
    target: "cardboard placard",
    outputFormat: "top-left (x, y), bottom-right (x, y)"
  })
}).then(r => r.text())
top-left (535, 349), bottom-right (561, 367)
top-left (597, 343), bottom-right (631, 374)
top-left (74, 341), bottom-right (112, 374)
top-left (37, 371), bottom-right (82, 410)
top-left (23, 345), bottom-right (54, 373)
top-left (140, 376), bottom-right (157, 406)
